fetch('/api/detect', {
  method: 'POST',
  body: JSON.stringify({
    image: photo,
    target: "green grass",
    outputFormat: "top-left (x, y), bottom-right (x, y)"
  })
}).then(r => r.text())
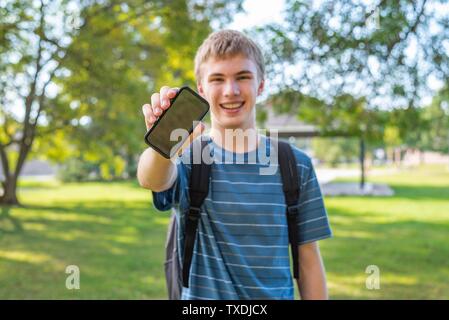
top-left (0, 165), bottom-right (448, 299)
top-left (0, 180), bottom-right (169, 299)
top-left (324, 165), bottom-right (449, 299)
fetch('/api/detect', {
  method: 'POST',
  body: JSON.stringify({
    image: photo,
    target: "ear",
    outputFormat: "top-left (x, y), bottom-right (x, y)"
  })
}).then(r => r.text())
top-left (197, 80), bottom-right (205, 98)
top-left (257, 79), bottom-right (265, 96)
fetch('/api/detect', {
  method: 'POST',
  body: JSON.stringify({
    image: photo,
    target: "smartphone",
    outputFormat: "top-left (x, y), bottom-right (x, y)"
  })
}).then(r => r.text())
top-left (144, 86), bottom-right (210, 159)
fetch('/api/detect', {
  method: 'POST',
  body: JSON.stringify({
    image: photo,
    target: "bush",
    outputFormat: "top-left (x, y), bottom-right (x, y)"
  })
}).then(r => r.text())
top-left (311, 137), bottom-right (360, 167)
top-left (57, 158), bottom-right (99, 182)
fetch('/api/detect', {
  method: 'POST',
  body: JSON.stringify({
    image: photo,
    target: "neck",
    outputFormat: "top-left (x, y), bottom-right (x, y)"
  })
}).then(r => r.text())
top-left (210, 126), bottom-right (260, 153)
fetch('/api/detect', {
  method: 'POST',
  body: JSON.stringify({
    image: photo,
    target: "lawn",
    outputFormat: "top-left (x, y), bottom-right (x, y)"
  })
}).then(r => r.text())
top-left (324, 164), bottom-right (449, 299)
top-left (0, 165), bottom-right (448, 299)
top-left (0, 180), bottom-right (169, 299)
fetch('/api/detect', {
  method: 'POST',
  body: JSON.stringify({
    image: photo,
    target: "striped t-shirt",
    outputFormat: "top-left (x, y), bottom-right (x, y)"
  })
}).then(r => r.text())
top-left (152, 134), bottom-right (332, 300)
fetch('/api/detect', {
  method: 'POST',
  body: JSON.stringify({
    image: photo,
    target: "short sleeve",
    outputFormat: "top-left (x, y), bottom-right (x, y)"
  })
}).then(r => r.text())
top-left (295, 156), bottom-right (332, 245)
top-left (151, 158), bottom-right (190, 212)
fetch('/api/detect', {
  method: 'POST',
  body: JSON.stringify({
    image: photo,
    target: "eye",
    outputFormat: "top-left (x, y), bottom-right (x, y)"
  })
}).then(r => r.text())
top-left (210, 78), bottom-right (223, 83)
top-left (237, 75), bottom-right (252, 80)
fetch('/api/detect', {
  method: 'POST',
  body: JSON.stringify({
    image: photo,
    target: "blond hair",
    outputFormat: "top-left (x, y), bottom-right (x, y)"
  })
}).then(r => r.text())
top-left (194, 29), bottom-right (265, 83)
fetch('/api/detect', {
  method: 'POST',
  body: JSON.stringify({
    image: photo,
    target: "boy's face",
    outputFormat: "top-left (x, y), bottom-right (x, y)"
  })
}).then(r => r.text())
top-left (197, 54), bottom-right (264, 131)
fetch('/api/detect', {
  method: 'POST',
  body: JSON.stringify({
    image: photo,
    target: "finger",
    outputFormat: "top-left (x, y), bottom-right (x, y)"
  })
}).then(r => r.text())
top-left (142, 103), bottom-right (151, 118)
top-left (161, 87), bottom-right (179, 110)
top-left (151, 93), bottom-right (163, 117)
top-left (143, 104), bottom-right (156, 122)
top-left (159, 86), bottom-right (171, 109)
top-left (145, 119), bottom-right (152, 131)
top-left (166, 87), bottom-right (179, 100)
top-left (142, 104), bottom-right (156, 130)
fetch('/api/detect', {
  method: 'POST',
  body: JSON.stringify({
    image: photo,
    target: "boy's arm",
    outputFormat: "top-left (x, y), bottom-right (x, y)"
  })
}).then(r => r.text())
top-left (137, 121), bottom-right (204, 191)
top-left (296, 241), bottom-right (329, 300)
top-left (137, 85), bottom-right (204, 192)
top-left (138, 85), bottom-right (179, 192)
top-left (137, 147), bottom-right (177, 192)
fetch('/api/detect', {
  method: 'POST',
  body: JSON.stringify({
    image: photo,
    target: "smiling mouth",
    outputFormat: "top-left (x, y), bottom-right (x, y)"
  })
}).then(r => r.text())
top-left (219, 102), bottom-right (245, 110)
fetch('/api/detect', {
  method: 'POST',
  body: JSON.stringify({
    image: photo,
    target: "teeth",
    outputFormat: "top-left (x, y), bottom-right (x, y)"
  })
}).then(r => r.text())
top-left (221, 102), bottom-right (243, 109)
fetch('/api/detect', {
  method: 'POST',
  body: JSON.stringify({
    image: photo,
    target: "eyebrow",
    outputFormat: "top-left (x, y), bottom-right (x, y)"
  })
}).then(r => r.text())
top-left (208, 70), bottom-right (254, 78)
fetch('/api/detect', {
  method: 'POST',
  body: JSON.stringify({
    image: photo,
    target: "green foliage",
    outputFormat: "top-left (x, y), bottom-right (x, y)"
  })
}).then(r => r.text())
top-left (0, 0), bottom-right (244, 189)
top-left (57, 157), bottom-right (97, 182)
top-left (30, 130), bottom-right (75, 163)
top-left (255, 103), bottom-right (268, 127)
top-left (267, 89), bottom-right (386, 143)
top-left (260, 0), bottom-right (448, 109)
top-left (379, 86), bottom-right (449, 153)
top-left (256, 0), bottom-right (448, 152)
top-left (57, 149), bottom-right (129, 182)
top-left (312, 137), bottom-right (360, 167)
top-left (49, 0), bottom-right (243, 178)
top-left (383, 125), bottom-right (402, 147)
top-left (419, 89), bottom-right (449, 153)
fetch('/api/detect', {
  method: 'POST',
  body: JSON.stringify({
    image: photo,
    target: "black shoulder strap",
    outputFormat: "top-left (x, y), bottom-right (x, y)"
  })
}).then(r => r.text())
top-left (277, 139), bottom-right (301, 280)
top-left (182, 138), bottom-right (211, 288)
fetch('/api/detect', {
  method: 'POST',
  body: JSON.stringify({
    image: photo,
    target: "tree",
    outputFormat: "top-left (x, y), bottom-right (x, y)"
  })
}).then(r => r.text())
top-left (311, 137), bottom-right (360, 167)
top-left (419, 87), bottom-right (449, 153)
top-left (0, 0), bottom-right (243, 205)
top-left (265, 89), bottom-right (386, 142)
top-left (253, 0), bottom-right (448, 134)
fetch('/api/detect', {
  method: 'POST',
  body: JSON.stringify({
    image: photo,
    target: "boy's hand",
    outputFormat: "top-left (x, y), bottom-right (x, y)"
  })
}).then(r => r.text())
top-left (142, 86), bottom-right (179, 131)
top-left (142, 86), bottom-right (205, 157)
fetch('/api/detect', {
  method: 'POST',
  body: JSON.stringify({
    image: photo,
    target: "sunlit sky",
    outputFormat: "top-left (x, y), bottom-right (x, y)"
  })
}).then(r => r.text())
top-left (226, 0), bottom-right (285, 30)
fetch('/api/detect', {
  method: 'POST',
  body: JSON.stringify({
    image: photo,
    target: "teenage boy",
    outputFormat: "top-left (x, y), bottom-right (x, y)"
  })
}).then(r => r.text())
top-left (138, 30), bottom-right (332, 300)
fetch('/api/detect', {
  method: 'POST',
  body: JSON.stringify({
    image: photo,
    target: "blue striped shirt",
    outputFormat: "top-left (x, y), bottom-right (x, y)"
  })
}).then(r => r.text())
top-left (152, 135), bottom-right (332, 300)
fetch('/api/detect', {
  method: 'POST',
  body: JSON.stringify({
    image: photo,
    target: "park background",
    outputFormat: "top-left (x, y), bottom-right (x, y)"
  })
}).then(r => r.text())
top-left (1, 0), bottom-right (448, 299)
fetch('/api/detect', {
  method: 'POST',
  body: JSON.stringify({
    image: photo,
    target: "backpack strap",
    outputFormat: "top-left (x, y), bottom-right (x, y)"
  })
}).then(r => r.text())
top-left (165, 210), bottom-right (182, 299)
top-left (182, 138), bottom-right (211, 288)
top-left (277, 139), bottom-right (301, 280)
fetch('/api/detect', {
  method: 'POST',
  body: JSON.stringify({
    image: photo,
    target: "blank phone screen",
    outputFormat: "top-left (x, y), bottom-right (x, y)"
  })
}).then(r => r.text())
top-left (145, 87), bottom-right (209, 158)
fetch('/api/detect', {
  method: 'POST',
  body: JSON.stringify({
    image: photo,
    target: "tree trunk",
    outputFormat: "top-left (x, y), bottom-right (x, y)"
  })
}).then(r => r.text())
top-left (360, 138), bottom-right (366, 190)
top-left (0, 135), bottom-right (32, 207)
top-left (419, 149), bottom-right (425, 165)
top-left (0, 175), bottom-right (19, 206)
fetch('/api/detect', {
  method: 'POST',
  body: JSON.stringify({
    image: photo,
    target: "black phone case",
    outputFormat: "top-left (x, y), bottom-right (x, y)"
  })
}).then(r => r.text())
top-left (144, 86), bottom-right (209, 159)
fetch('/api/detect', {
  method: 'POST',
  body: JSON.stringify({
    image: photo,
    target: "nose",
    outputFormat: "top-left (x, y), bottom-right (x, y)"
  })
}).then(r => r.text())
top-left (224, 79), bottom-right (240, 97)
